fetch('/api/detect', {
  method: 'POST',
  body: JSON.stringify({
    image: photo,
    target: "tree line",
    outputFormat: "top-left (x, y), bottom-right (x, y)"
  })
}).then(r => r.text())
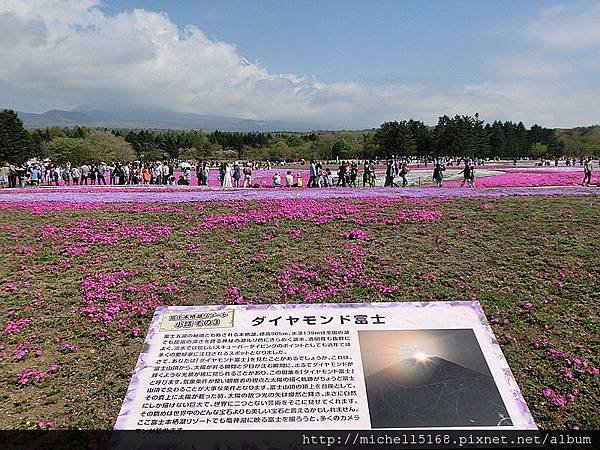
top-left (1, 109), bottom-right (595, 165)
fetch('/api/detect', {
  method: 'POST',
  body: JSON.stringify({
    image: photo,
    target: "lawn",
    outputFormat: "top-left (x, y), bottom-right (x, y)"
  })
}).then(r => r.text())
top-left (0, 194), bottom-right (598, 430)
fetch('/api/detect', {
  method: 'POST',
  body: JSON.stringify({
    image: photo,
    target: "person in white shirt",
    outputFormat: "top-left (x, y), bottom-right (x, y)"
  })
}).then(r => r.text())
top-left (153, 162), bottom-right (163, 184)
top-left (161, 162), bottom-right (170, 185)
top-left (272, 172), bottom-right (281, 187)
top-left (80, 164), bottom-right (90, 184)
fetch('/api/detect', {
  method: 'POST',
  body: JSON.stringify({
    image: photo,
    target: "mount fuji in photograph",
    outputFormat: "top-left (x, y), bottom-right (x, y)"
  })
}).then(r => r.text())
top-left (364, 355), bottom-right (511, 428)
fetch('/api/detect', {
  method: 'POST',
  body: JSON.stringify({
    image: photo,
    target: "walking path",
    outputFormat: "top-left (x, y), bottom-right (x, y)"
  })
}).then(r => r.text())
top-left (1, 185), bottom-right (599, 203)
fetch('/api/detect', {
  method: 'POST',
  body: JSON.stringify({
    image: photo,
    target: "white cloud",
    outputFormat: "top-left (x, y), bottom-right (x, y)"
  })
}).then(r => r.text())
top-left (526, 2), bottom-right (600, 49)
top-left (0, 0), bottom-right (599, 128)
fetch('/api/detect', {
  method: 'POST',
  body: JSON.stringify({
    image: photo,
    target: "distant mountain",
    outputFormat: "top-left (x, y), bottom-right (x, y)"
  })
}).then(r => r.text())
top-left (364, 356), bottom-right (511, 428)
top-left (16, 107), bottom-right (333, 132)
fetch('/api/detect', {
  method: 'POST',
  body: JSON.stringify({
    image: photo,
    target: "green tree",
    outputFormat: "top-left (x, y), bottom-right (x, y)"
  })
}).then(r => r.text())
top-left (331, 139), bottom-right (352, 159)
top-left (0, 109), bottom-right (31, 163)
top-left (44, 137), bottom-right (88, 164)
top-left (407, 120), bottom-right (432, 156)
top-left (530, 142), bottom-right (548, 158)
top-left (84, 130), bottom-right (136, 163)
top-left (373, 121), bottom-right (415, 158)
top-left (360, 133), bottom-right (378, 159)
top-left (179, 147), bottom-right (199, 160)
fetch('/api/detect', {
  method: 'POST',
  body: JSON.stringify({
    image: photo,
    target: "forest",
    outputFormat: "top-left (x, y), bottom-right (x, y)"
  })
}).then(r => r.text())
top-left (1, 109), bottom-right (598, 164)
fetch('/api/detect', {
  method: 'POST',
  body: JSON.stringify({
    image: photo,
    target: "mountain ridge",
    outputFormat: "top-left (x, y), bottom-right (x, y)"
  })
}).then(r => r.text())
top-left (16, 107), bottom-right (336, 132)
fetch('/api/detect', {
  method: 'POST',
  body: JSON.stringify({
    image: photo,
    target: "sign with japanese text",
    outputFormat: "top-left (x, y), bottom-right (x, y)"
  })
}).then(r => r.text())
top-left (114, 302), bottom-right (536, 430)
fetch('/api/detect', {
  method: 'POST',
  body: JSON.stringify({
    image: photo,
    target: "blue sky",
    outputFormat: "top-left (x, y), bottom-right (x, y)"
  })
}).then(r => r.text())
top-left (1, 0), bottom-right (599, 128)
top-left (100, 0), bottom-right (550, 84)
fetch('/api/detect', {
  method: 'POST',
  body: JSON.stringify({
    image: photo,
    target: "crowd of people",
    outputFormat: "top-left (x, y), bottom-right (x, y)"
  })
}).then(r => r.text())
top-left (0, 161), bottom-right (190, 188)
top-left (0, 156), bottom-right (596, 189)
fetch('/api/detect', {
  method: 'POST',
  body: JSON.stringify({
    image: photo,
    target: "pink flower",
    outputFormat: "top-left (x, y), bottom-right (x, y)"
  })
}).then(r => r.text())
top-left (250, 252), bottom-right (263, 262)
top-left (552, 395), bottom-right (567, 408)
top-left (288, 228), bottom-right (302, 238)
top-left (61, 343), bottom-right (78, 352)
top-left (4, 282), bottom-right (18, 292)
top-left (530, 338), bottom-right (548, 349)
top-left (562, 369), bottom-right (574, 379)
top-left (162, 283), bottom-right (180, 294)
top-left (343, 229), bottom-right (369, 240)
top-left (37, 420), bottom-right (55, 430)
top-left (2, 318), bottom-right (34, 335)
top-left (420, 270), bottom-right (438, 282)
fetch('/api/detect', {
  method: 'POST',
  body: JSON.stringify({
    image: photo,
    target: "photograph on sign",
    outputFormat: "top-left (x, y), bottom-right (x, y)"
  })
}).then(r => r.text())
top-left (359, 329), bottom-right (511, 428)
top-left (114, 301), bottom-right (536, 430)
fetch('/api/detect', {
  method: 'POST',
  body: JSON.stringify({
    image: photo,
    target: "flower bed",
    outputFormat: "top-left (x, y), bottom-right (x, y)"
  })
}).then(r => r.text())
top-left (0, 194), bottom-right (599, 430)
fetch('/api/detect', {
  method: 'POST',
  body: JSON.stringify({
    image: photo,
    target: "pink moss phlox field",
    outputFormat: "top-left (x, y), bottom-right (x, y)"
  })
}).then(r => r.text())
top-left (40, 219), bottom-right (173, 255)
top-left (78, 269), bottom-right (183, 340)
top-left (185, 198), bottom-right (445, 231)
top-left (0, 188), bottom-right (598, 429)
top-left (445, 169), bottom-right (595, 188)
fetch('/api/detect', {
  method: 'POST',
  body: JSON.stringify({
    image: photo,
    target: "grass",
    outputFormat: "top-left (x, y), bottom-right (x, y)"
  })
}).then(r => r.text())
top-left (0, 195), bottom-right (598, 429)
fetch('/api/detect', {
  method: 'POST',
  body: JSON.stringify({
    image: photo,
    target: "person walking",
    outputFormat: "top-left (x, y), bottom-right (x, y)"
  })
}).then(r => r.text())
top-left (459, 161), bottom-right (471, 188)
top-left (8, 164), bottom-right (17, 188)
top-left (384, 160), bottom-right (398, 187)
top-left (161, 162), bottom-right (169, 185)
top-left (71, 166), bottom-right (80, 186)
top-left (0, 163), bottom-right (10, 188)
top-left (142, 166), bottom-right (151, 185)
top-left (29, 165), bottom-right (41, 186)
top-left (468, 161), bottom-right (476, 188)
top-left (583, 157), bottom-right (593, 186)
top-left (89, 164), bottom-right (97, 185)
top-left (233, 162), bottom-right (241, 187)
top-left (350, 162), bottom-right (358, 187)
top-left (308, 160), bottom-right (317, 188)
top-left (222, 162), bottom-right (233, 188)
top-left (202, 162), bottom-right (210, 186)
top-left (368, 160), bottom-right (376, 187)
top-left (80, 163), bottom-right (90, 185)
top-left (196, 161), bottom-right (204, 186)
top-left (399, 161), bottom-right (410, 187)
top-left (61, 166), bottom-right (70, 186)
top-left (362, 161), bottom-right (370, 187)
top-left (97, 162), bottom-right (107, 185)
top-left (433, 162), bottom-right (445, 187)
top-left (51, 165), bottom-right (60, 186)
top-left (117, 163), bottom-right (127, 185)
